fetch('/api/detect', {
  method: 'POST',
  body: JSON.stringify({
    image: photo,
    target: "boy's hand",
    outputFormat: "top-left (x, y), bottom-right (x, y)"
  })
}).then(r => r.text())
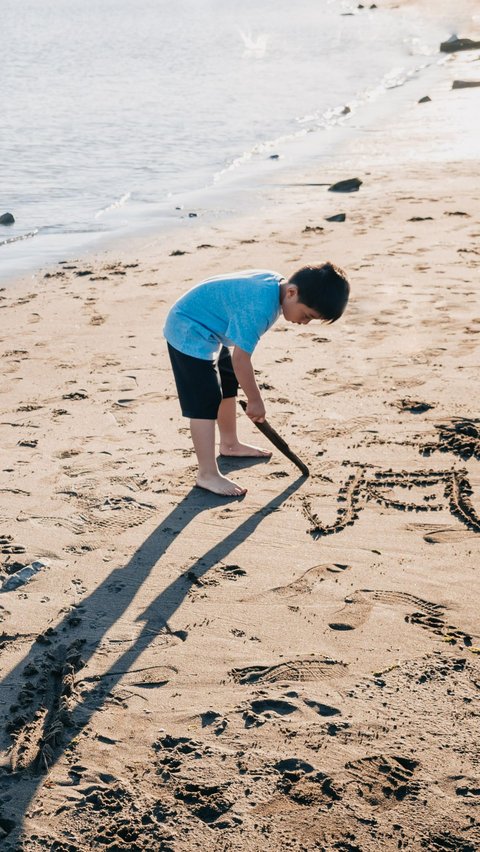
top-left (246, 397), bottom-right (266, 423)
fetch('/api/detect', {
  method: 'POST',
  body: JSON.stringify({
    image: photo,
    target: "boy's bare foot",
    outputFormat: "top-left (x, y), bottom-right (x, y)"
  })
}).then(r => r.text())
top-left (219, 441), bottom-right (272, 458)
top-left (196, 472), bottom-right (247, 496)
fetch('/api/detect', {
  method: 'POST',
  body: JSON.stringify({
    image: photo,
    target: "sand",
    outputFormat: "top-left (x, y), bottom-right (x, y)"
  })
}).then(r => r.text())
top-left (1, 17), bottom-right (480, 852)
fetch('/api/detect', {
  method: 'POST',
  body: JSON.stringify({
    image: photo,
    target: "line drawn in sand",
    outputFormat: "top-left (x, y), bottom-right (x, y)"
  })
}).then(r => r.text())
top-left (303, 466), bottom-right (480, 538)
top-left (421, 418), bottom-right (480, 461)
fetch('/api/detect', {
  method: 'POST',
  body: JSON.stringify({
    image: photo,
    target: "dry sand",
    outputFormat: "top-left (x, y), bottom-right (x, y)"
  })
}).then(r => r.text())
top-left (1, 20), bottom-right (480, 852)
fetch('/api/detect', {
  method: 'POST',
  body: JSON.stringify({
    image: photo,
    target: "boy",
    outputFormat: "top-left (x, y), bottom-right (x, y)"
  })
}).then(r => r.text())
top-left (163, 263), bottom-right (349, 496)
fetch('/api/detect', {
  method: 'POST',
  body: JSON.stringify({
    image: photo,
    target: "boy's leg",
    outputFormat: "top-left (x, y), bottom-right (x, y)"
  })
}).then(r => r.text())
top-left (190, 418), bottom-right (247, 496)
top-left (167, 344), bottom-right (247, 496)
top-left (217, 397), bottom-right (271, 458)
top-left (216, 348), bottom-right (271, 458)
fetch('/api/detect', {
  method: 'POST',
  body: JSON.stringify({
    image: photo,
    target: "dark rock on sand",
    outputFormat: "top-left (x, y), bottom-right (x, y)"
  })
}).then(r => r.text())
top-left (440, 36), bottom-right (480, 53)
top-left (328, 178), bottom-right (362, 193)
top-left (0, 212), bottom-right (15, 225)
top-left (452, 80), bottom-right (480, 89)
top-left (396, 398), bottom-right (434, 414)
top-left (326, 213), bottom-right (346, 222)
top-left (418, 96), bottom-right (431, 103)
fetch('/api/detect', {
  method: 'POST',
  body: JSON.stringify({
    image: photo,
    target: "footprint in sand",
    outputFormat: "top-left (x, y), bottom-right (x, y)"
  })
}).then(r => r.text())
top-left (343, 754), bottom-right (420, 807)
top-left (339, 588), bottom-right (475, 649)
top-left (113, 392), bottom-right (167, 409)
top-left (405, 610), bottom-right (473, 648)
top-left (303, 698), bottom-right (341, 717)
top-left (110, 474), bottom-right (149, 492)
top-left (8, 639), bottom-right (84, 773)
top-left (231, 656), bottom-right (347, 685)
top-left (404, 522), bottom-right (476, 543)
top-left (329, 591), bottom-right (372, 632)
top-left (360, 588), bottom-right (443, 616)
top-left (78, 664), bottom-right (177, 691)
top-left (243, 698), bottom-right (299, 727)
top-left (439, 774), bottom-right (480, 801)
top-left (267, 562), bottom-right (350, 599)
top-left (17, 495), bottom-right (156, 537)
top-left (273, 758), bottom-right (342, 807)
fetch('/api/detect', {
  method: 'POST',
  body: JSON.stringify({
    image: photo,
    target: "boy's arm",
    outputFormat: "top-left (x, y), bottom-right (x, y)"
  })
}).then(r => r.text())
top-left (231, 346), bottom-right (265, 423)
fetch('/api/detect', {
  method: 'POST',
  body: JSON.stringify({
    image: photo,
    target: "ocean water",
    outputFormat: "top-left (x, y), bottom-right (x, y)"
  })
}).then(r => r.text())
top-left (0, 0), bottom-right (462, 281)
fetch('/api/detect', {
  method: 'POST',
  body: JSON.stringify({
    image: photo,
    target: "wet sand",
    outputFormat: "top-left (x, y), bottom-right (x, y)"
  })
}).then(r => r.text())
top-left (1, 25), bottom-right (480, 852)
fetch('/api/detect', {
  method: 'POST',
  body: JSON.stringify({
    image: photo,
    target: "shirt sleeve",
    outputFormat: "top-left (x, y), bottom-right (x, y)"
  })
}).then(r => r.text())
top-left (224, 305), bottom-right (266, 354)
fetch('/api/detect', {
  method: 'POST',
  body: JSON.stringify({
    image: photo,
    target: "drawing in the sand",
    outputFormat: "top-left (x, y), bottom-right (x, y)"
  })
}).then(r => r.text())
top-left (303, 466), bottom-right (480, 537)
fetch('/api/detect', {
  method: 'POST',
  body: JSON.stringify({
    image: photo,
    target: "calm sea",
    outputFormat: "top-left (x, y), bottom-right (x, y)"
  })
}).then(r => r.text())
top-left (0, 0), bottom-right (459, 280)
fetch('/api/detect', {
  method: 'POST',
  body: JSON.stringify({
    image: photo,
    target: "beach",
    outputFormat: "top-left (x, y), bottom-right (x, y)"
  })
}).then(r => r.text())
top-left (1, 11), bottom-right (480, 851)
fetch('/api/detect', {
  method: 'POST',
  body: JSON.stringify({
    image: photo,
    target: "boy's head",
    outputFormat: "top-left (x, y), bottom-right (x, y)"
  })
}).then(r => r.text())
top-left (282, 262), bottom-right (350, 325)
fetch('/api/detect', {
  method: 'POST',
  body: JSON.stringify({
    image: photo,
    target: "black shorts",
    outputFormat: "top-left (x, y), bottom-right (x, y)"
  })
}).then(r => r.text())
top-left (167, 343), bottom-right (239, 419)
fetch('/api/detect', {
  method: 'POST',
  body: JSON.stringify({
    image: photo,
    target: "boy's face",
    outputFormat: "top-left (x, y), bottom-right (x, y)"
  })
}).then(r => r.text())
top-left (282, 285), bottom-right (322, 325)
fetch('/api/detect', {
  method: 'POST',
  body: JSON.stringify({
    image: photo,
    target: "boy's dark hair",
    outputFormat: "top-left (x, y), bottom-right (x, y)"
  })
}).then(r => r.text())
top-left (289, 262), bottom-right (350, 322)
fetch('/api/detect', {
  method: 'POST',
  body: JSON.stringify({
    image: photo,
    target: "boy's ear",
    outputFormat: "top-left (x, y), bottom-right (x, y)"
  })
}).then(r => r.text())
top-left (286, 284), bottom-right (298, 299)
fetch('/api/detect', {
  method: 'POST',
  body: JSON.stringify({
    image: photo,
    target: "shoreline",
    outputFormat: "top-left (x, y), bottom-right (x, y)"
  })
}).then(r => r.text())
top-left (0, 19), bottom-right (479, 852)
top-left (0, 4), bottom-right (471, 291)
top-left (2, 38), bottom-right (476, 297)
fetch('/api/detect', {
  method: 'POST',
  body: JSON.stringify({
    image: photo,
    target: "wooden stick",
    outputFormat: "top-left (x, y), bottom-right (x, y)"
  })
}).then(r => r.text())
top-left (239, 400), bottom-right (309, 477)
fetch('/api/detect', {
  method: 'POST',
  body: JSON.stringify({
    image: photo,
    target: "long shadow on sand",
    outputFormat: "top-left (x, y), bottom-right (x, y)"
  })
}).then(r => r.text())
top-left (0, 475), bottom-right (305, 849)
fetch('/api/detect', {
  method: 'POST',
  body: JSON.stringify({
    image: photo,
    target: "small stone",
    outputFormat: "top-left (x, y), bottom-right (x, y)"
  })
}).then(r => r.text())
top-left (328, 177), bottom-right (362, 193)
top-left (452, 80), bottom-right (480, 89)
top-left (0, 212), bottom-right (15, 225)
top-left (325, 213), bottom-right (346, 222)
top-left (440, 36), bottom-right (480, 53)
top-left (418, 95), bottom-right (431, 103)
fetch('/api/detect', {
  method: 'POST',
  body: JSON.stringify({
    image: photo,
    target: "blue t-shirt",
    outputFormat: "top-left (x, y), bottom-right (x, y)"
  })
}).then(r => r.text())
top-left (163, 269), bottom-right (283, 360)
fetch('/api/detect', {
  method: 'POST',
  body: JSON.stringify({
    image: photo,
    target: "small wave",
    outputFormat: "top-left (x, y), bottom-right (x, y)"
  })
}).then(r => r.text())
top-left (214, 49), bottom-right (443, 187)
top-left (0, 229), bottom-right (38, 248)
top-left (213, 100), bottom-right (355, 183)
top-left (95, 192), bottom-right (131, 219)
top-left (213, 134), bottom-right (306, 181)
top-left (38, 223), bottom-right (111, 235)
